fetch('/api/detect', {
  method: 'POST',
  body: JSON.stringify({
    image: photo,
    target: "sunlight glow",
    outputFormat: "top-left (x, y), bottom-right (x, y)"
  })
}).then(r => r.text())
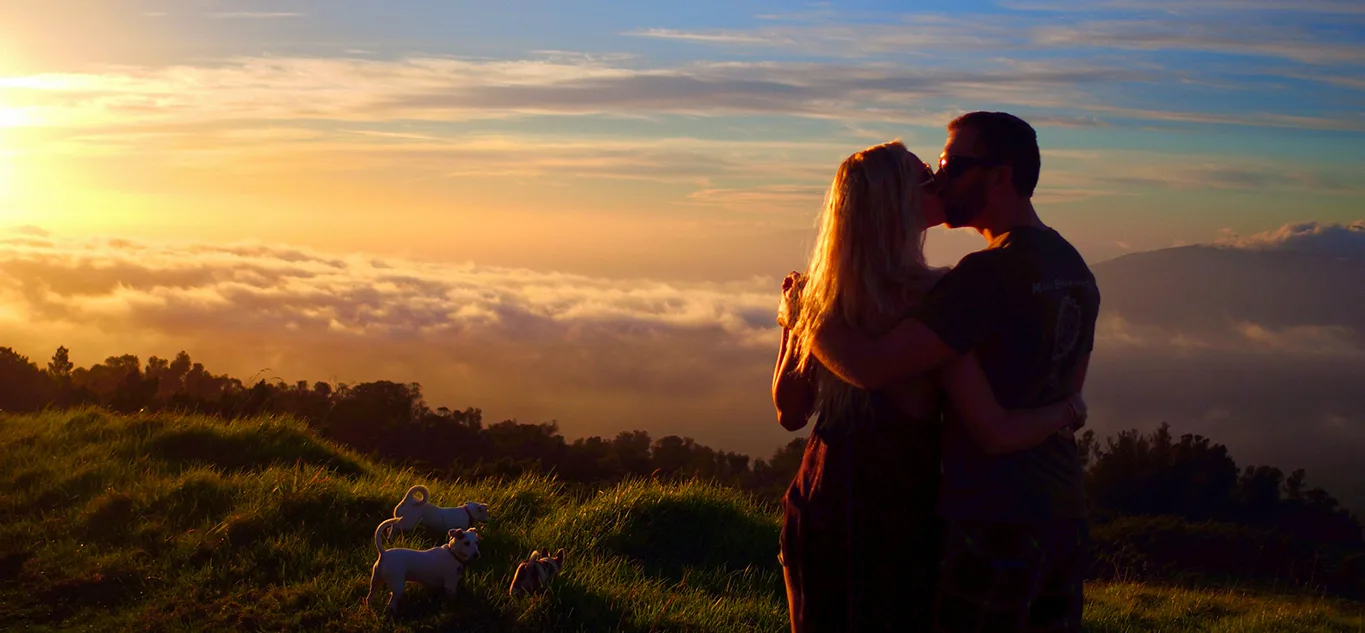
top-left (0, 136), bottom-right (12, 203)
top-left (0, 108), bottom-right (28, 129)
top-left (0, 149), bottom-right (14, 202)
top-left (0, 101), bottom-right (23, 201)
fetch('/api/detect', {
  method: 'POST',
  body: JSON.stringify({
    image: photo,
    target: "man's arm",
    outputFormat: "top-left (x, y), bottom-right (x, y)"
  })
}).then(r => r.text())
top-left (812, 252), bottom-right (1001, 390)
top-left (811, 316), bottom-right (959, 391)
top-left (1072, 352), bottom-right (1091, 392)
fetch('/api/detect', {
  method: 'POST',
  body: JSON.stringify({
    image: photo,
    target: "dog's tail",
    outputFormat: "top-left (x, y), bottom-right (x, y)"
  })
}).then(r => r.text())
top-left (374, 518), bottom-right (400, 557)
top-left (398, 485), bottom-right (429, 508)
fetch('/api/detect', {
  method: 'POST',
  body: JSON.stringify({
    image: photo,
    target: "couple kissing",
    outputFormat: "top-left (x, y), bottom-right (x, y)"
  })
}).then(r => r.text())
top-left (772, 111), bottom-right (1100, 633)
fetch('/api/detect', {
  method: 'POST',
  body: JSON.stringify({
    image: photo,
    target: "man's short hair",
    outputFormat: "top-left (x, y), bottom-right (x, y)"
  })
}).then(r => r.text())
top-left (948, 111), bottom-right (1040, 198)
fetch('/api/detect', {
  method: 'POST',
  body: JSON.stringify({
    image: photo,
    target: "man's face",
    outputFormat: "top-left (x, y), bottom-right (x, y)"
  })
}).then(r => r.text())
top-left (937, 129), bottom-right (991, 229)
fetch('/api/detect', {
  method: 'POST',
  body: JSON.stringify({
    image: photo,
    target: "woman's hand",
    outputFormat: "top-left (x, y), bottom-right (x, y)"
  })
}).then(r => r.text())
top-left (773, 269), bottom-right (816, 431)
top-left (777, 271), bottom-right (805, 328)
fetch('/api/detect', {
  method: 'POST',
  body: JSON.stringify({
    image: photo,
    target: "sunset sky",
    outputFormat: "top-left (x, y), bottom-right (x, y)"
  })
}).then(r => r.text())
top-left (3, 0), bottom-right (1363, 273)
top-left (2, 2), bottom-right (1364, 489)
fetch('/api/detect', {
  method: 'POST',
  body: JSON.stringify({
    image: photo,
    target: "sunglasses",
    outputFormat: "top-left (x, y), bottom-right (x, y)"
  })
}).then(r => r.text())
top-left (936, 154), bottom-right (1004, 182)
top-left (916, 164), bottom-right (939, 192)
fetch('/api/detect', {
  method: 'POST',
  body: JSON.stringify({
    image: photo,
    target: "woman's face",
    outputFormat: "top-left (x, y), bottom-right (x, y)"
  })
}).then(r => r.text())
top-left (918, 162), bottom-right (946, 229)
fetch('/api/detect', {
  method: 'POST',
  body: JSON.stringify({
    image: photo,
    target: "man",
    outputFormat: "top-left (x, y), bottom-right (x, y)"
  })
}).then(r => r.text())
top-left (811, 112), bottom-right (1100, 632)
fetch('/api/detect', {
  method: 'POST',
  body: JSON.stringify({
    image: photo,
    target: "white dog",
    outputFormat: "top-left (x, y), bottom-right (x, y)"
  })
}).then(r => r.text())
top-left (366, 517), bottom-right (482, 613)
top-left (390, 485), bottom-right (490, 534)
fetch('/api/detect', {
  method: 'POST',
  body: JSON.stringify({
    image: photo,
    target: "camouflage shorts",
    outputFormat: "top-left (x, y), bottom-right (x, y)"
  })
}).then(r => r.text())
top-left (932, 519), bottom-right (1088, 633)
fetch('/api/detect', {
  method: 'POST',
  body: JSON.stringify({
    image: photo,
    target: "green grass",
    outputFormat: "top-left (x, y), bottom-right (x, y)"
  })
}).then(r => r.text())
top-left (1086, 583), bottom-right (1365, 632)
top-left (0, 409), bottom-right (1361, 632)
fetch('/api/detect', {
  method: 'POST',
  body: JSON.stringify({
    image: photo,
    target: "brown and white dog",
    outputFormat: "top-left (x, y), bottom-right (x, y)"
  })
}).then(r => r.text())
top-left (508, 548), bottom-right (565, 597)
top-left (366, 517), bottom-right (483, 613)
top-left (390, 485), bottom-right (490, 534)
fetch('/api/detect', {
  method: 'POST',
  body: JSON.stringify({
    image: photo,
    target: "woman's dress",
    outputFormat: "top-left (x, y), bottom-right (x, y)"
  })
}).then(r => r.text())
top-left (780, 390), bottom-right (942, 632)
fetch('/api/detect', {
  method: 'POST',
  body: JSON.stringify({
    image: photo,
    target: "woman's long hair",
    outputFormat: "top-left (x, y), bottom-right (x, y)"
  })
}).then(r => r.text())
top-left (787, 140), bottom-right (939, 420)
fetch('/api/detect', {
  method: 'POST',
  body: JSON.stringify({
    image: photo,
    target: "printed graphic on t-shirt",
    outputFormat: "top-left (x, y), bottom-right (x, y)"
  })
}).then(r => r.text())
top-left (1053, 294), bottom-right (1082, 362)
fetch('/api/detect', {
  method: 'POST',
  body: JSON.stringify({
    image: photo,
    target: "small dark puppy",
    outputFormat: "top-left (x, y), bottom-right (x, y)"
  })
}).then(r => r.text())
top-left (508, 548), bottom-right (565, 597)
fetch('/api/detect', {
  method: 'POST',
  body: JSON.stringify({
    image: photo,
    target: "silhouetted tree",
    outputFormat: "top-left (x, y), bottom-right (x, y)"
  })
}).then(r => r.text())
top-left (0, 347), bottom-right (54, 411)
top-left (47, 346), bottom-right (73, 378)
top-left (1086, 423), bottom-right (1361, 548)
top-left (613, 430), bottom-right (654, 476)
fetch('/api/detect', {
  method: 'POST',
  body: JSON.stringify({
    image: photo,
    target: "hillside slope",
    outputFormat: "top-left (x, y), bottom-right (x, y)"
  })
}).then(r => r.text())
top-left (0, 410), bottom-right (1361, 632)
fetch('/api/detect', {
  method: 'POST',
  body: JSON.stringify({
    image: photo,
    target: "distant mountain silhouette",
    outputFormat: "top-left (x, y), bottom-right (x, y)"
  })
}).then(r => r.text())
top-left (1083, 236), bottom-right (1365, 516)
top-left (1092, 245), bottom-right (1365, 336)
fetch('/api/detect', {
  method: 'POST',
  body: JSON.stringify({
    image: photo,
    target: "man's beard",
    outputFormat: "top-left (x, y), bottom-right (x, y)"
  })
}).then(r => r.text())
top-left (943, 187), bottom-right (986, 228)
top-left (943, 200), bottom-right (980, 228)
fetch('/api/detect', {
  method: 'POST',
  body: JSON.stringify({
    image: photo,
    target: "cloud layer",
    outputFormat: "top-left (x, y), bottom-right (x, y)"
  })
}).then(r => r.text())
top-left (1, 56), bottom-right (1145, 129)
top-left (0, 231), bottom-right (790, 454)
top-left (3, 223), bottom-right (1364, 495)
top-left (1221, 221), bottom-right (1365, 256)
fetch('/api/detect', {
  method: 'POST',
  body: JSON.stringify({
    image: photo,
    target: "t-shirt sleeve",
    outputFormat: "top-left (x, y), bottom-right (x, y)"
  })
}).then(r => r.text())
top-left (1081, 282), bottom-right (1100, 353)
top-left (912, 252), bottom-right (1003, 354)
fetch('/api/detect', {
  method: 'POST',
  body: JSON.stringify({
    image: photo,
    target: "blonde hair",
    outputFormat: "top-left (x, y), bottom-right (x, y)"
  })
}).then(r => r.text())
top-left (788, 140), bottom-right (938, 419)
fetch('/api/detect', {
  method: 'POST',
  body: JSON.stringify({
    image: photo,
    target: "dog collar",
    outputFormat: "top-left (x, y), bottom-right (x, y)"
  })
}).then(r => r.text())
top-left (444, 544), bottom-right (467, 564)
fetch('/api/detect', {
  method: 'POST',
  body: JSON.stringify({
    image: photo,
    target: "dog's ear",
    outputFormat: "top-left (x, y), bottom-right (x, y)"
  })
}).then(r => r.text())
top-left (530, 549), bottom-right (541, 560)
top-left (449, 528), bottom-right (462, 539)
top-left (553, 548), bottom-right (565, 562)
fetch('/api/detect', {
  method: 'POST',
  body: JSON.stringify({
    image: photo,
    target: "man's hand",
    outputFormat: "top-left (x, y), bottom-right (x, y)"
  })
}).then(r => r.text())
top-left (1066, 393), bottom-right (1088, 431)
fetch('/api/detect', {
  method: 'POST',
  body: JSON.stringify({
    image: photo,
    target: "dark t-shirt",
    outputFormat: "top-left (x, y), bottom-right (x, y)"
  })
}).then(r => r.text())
top-left (913, 226), bottom-right (1100, 522)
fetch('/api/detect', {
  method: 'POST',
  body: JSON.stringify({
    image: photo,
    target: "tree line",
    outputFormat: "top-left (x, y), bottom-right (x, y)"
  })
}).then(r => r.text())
top-left (0, 345), bottom-right (807, 500)
top-left (1, 344), bottom-right (1361, 593)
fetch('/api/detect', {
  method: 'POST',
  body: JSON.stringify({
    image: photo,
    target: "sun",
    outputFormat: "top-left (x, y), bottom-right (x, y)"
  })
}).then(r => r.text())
top-left (0, 107), bottom-right (26, 129)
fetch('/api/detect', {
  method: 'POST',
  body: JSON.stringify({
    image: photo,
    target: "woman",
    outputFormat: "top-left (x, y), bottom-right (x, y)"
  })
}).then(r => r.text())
top-left (772, 141), bottom-right (1085, 633)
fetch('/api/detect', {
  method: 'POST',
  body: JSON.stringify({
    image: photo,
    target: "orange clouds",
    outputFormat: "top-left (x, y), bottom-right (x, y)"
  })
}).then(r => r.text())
top-left (0, 230), bottom-right (791, 454)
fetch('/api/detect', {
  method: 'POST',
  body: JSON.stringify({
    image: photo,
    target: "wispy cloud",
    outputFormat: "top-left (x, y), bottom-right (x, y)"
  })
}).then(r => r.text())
top-left (624, 16), bottom-right (1025, 57)
top-left (626, 28), bottom-right (784, 46)
top-left (1002, 0), bottom-right (1365, 17)
top-left (24, 126), bottom-right (843, 190)
top-left (1029, 21), bottom-right (1365, 65)
top-left (627, 6), bottom-right (1365, 104)
top-left (1040, 149), bottom-right (1365, 197)
top-left (0, 55), bottom-right (1280, 132)
top-left (684, 184), bottom-right (828, 214)
top-left (632, 8), bottom-right (1365, 66)
top-left (208, 12), bottom-right (305, 19)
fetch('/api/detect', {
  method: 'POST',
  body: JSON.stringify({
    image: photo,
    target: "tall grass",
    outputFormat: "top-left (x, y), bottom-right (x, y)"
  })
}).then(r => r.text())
top-left (0, 409), bottom-right (1360, 632)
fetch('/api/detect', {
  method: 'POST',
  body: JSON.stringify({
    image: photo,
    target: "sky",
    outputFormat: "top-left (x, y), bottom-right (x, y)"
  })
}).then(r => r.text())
top-left (2, 0), bottom-right (1363, 275)
top-left (2, 1), bottom-right (1365, 497)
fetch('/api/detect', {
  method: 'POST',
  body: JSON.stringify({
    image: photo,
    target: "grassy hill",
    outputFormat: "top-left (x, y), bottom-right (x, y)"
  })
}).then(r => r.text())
top-left (0, 409), bottom-right (1362, 632)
